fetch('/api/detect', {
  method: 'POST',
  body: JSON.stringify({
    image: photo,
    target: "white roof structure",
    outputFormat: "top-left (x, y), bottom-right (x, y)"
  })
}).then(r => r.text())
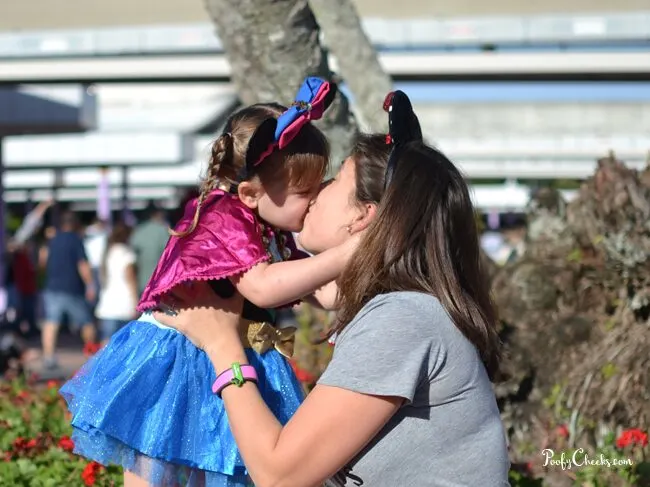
top-left (3, 81), bottom-right (649, 211)
top-left (2, 7), bottom-right (649, 212)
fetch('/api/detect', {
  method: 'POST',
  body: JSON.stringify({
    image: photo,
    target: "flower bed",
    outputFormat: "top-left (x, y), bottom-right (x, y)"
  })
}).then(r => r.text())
top-left (1, 319), bottom-right (647, 487)
top-left (0, 376), bottom-right (122, 486)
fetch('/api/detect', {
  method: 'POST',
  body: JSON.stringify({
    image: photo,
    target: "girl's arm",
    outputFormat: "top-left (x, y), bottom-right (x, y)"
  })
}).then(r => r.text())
top-left (232, 238), bottom-right (355, 309)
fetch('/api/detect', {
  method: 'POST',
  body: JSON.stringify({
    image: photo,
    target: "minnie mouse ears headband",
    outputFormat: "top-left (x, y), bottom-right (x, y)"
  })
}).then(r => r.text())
top-left (239, 77), bottom-right (337, 180)
top-left (383, 90), bottom-right (423, 188)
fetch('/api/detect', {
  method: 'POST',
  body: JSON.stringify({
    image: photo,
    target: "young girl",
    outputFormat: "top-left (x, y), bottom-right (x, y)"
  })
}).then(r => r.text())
top-left (61, 77), bottom-right (354, 487)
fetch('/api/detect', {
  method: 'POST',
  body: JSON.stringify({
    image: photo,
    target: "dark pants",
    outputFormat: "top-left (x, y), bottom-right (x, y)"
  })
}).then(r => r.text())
top-left (6, 285), bottom-right (38, 337)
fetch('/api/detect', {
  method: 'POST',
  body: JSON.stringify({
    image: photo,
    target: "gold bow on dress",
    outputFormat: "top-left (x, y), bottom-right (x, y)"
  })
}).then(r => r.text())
top-left (242, 321), bottom-right (296, 358)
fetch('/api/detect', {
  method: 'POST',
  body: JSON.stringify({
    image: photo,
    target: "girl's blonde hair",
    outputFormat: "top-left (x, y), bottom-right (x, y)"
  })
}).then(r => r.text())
top-left (172, 103), bottom-right (330, 237)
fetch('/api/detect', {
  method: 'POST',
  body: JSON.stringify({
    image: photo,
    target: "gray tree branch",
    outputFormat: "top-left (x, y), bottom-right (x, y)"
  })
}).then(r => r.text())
top-left (203, 0), bottom-right (359, 169)
top-left (309, 0), bottom-right (392, 132)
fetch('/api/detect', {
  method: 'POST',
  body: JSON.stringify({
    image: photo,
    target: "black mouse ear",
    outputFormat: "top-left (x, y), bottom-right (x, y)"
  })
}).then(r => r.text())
top-left (385, 90), bottom-right (422, 147)
top-left (322, 81), bottom-right (338, 111)
top-left (245, 118), bottom-right (278, 171)
top-left (383, 90), bottom-right (423, 188)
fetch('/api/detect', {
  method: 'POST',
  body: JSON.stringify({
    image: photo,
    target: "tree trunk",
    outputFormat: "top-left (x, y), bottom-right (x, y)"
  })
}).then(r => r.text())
top-left (309, 0), bottom-right (392, 133)
top-left (203, 0), bottom-right (358, 169)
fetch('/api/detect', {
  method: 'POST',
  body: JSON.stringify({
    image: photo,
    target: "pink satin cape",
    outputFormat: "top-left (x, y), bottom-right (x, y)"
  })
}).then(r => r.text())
top-left (137, 189), bottom-right (306, 312)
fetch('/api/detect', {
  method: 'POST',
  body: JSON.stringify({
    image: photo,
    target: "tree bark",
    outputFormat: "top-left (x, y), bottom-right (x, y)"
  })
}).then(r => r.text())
top-left (309, 0), bottom-right (392, 133)
top-left (203, 0), bottom-right (358, 169)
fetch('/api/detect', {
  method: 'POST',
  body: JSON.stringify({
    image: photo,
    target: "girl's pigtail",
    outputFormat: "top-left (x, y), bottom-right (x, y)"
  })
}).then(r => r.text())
top-left (170, 133), bottom-right (233, 237)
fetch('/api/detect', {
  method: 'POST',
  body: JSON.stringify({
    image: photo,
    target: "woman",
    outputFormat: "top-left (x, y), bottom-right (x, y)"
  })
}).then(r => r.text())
top-left (156, 92), bottom-right (509, 486)
top-left (95, 221), bottom-right (138, 344)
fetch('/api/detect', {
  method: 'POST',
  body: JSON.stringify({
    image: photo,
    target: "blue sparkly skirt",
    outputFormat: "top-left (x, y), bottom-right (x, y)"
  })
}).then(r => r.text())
top-left (60, 314), bottom-right (305, 486)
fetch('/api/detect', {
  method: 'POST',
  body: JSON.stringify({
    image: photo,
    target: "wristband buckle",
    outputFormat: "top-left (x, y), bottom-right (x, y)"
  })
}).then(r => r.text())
top-left (230, 363), bottom-right (245, 387)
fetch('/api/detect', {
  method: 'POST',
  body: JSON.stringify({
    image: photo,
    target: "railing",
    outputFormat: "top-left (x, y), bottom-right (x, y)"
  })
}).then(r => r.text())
top-left (0, 11), bottom-right (649, 59)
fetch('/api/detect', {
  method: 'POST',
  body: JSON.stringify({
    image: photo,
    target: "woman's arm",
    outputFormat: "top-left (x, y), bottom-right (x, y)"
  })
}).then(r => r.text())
top-left (174, 315), bottom-right (400, 487)
top-left (232, 238), bottom-right (355, 309)
top-left (155, 283), bottom-right (404, 487)
top-left (218, 351), bottom-right (400, 487)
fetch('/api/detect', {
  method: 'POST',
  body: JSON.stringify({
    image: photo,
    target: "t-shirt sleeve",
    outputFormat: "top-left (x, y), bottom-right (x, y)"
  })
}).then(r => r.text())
top-left (318, 294), bottom-right (439, 403)
top-left (74, 236), bottom-right (88, 263)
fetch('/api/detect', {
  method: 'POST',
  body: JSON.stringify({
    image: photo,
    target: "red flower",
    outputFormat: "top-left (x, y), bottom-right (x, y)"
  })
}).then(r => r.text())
top-left (46, 380), bottom-right (59, 389)
top-left (58, 435), bottom-right (75, 452)
top-left (616, 429), bottom-right (648, 449)
top-left (556, 424), bottom-right (570, 438)
top-left (16, 390), bottom-right (29, 400)
top-left (81, 461), bottom-right (103, 486)
top-left (83, 342), bottom-right (102, 357)
top-left (12, 437), bottom-right (39, 452)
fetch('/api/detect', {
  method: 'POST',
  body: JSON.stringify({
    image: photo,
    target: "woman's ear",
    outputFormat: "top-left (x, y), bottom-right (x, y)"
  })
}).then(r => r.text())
top-left (349, 203), bottom-right (377, 234)
top-left (238, 181), bottom-right (262, 209)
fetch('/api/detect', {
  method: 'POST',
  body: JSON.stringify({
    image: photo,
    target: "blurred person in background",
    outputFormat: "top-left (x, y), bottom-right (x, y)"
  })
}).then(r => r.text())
top-left (13, 200), bottom-right (54, 247)
top-left (130, 201), bottom-right (169, 295)
top-left (95, 221), bottom-right (138, 345)
top-left (5, 241), bottom-right (38, 338)
top-left (5, 200), bottom-right (55, 338)
top-left (84, 217), bottom-right (109, 313)
top-left (39, 211), bottom-right (96, 369)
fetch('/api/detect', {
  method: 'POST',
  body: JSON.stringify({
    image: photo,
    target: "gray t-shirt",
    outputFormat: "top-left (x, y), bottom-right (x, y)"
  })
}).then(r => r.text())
top-left (318, 292), bottom-right (510, 487)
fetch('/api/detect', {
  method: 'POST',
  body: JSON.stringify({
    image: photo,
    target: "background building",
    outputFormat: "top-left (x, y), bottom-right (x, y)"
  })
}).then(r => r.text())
top-left (1, 0), bottom-right (649, 217)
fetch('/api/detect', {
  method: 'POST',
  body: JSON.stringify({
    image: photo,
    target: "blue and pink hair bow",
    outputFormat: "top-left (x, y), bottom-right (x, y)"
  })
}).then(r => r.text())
top-left (243, 77), bottom-right (336, 175)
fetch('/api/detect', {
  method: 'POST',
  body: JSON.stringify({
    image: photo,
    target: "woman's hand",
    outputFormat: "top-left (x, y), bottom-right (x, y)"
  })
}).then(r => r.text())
top-left (153, 281), bottom-right (244, 354)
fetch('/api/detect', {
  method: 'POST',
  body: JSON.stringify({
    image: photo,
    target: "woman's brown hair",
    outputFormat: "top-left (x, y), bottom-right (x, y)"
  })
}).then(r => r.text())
top-left (172, 103), bottom-right (330, 237)
top-left (334, 142), bottom-right (501, 379)
top-left (348, 133), bottom-right (391, 207)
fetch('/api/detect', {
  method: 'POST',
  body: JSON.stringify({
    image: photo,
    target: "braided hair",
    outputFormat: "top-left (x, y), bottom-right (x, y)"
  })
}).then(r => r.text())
top-left (170, 103), bottom-right (329, 238)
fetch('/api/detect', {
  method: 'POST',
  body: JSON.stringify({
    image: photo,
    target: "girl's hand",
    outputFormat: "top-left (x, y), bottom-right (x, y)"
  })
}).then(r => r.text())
top-left (341, 230), bottom-right (363, 261)
top-left (153, 281), bottom-right (244, 352)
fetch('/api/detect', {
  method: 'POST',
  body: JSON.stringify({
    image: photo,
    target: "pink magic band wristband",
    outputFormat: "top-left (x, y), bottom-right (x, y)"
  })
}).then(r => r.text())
top-left (212, 363), bottom-right (258, 397)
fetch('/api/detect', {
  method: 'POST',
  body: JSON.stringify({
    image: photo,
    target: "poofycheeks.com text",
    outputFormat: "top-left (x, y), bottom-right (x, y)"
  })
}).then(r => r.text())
top-left (541, 448), bottom-right (633, 470)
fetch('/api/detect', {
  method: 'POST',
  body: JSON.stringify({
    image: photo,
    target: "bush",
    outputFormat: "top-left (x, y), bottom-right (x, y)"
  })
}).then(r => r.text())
top-left (0, 376), bottom-right (122, 486)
